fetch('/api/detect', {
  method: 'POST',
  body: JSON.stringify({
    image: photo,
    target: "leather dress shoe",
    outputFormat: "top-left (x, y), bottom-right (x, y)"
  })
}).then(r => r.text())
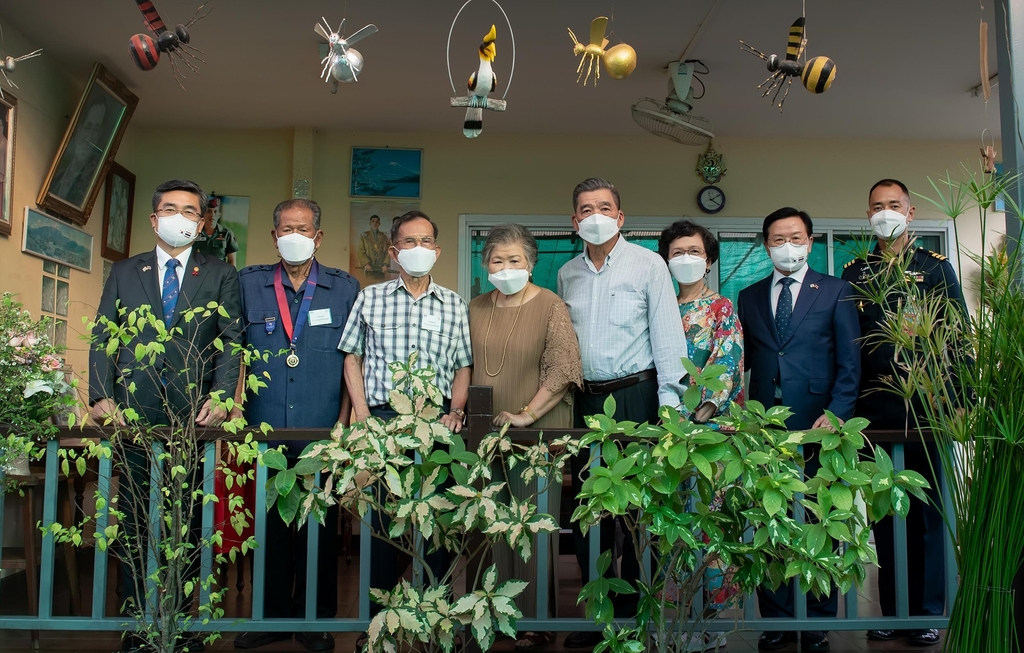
top-left (866, 629), bottom-right (904, 641)
top-left (802, 631), bottom-right (829, 652)
top-left (564, 631), bottom-right (604, 649)
top-left (908, 629), bottom-right (941, 646)
top-left (757, 631), bottom-right (795, 651)
top-left (295, 631), bottom-right (336, 651)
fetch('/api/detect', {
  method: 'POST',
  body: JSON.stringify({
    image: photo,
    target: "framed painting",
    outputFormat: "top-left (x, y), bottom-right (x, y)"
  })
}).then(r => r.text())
top-left (37, 63), bottom-right (139, 225)
top-left (101, 162), bottom-right (135, 261)
top-left (350, 147), bottom-right (422, 199)
top-left (349, 200), bottom-right (419, 288)
top-left (22, 207), bottom-right (94, 273)
top-left (0, 93), bottom-right (16, 237)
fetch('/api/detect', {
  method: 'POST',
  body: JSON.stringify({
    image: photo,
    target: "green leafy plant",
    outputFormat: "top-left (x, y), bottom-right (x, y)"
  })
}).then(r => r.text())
top-left (268, 353), bottom-right (577, 653)
top-left (860, 165), bottom-right (1024, 652)
top-left (0, 292), bottom-right (79, 493)
top-left (572, 358), bottom-right (929, 653)
top-left (50, 303), bottom-right (274, 653)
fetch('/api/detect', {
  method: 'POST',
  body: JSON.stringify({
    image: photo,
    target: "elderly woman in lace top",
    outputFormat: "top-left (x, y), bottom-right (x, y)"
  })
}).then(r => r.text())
top-left (468, 223), bottom-right (583, 649)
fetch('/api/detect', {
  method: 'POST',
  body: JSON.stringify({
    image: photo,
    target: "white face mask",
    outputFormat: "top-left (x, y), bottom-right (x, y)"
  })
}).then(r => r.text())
top-left (668, 254), bottom-right (707, 286)
top-left (488, 268), bottom-right (529, 296)
top-left (155, 213), bottom-right (200, 248)
top-left (869, 209), bottom-right (909, 240)
top-left (576, 213), bottom-right (620, 245)
top-left (396, 246), bottom-right (437, 278)
top-left (276, 233), bottom-right (317, 265)
top-left (769, 242), bottom-right (808, 273)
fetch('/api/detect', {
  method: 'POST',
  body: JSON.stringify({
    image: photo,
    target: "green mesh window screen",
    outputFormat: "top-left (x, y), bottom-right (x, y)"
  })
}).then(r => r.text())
top-left (469, 229), bottom-right (661, 300)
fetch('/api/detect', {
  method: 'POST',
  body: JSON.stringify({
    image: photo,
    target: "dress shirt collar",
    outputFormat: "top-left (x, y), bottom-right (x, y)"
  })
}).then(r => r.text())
top-left (155, 244), bottom-right (193, 272)
top-left (583, 233), bottom-right (627, 273)
top-left (389, 275), bottom-right (445, 301)
top-left (772, 263), bottom-right (809, 288)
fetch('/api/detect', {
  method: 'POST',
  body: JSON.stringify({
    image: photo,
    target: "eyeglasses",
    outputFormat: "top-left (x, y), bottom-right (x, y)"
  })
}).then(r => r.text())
top-left (674, 248), bottom-right (706, 258)
top-left (156, 207), bottom-right (201, 220)
top-left (396, 237), bottom-right (437, 249)
top-left (767, 235), bottom-right (809, 247)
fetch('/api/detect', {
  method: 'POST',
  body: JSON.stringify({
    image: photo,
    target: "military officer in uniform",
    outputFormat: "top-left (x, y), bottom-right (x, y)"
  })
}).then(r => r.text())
top-left (841, 178), bottom-right (965, 649)
top-left (193, 194), bottom-right (240, 266)
top-left (356, 214), bottom-right (391, 280)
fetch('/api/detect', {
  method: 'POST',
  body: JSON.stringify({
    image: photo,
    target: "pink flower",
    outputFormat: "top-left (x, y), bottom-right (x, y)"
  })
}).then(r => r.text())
top-left (42, 355), bottom-right (62, 371)
top-left (8, 335), bottom-right (24, 347)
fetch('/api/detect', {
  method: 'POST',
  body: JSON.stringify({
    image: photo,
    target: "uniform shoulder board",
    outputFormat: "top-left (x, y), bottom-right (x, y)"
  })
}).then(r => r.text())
top-left (843, 259), bottom-right (861, 269)
top-left (927, 250), bottom-right (947, 262)
top-left (238, 264), bottom-right (271, 276)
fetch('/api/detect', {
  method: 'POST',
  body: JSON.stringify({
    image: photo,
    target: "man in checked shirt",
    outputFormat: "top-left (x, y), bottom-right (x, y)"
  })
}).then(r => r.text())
top-left (338, 210), bottom-right (472, 642)
top-left (558, 177), bottom-right (688, 648)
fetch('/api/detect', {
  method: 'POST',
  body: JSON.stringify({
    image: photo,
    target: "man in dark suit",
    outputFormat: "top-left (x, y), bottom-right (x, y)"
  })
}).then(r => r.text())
top-left (737, 207), bottom-right (861, 653)
top-left (89, 179), bottom-right (241, 653)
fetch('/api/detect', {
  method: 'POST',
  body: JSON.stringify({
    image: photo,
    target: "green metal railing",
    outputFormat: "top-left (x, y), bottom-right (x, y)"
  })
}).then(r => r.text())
top-left (0, 388), bottom-right (954, 636)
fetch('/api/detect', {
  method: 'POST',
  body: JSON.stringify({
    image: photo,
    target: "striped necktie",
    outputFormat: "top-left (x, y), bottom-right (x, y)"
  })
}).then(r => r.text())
top-left (162, 259), bottom-right (181, 327)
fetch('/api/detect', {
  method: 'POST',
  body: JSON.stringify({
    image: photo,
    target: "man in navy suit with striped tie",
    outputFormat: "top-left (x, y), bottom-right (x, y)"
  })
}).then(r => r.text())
top-left (737, 207), bottom-right (861, 653)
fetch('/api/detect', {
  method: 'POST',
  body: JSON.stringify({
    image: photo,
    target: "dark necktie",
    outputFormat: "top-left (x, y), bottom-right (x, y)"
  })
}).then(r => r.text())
top-left (775, 277), bottom-right (796, 337)
top-left (162, 259), bottom-right (181, 327)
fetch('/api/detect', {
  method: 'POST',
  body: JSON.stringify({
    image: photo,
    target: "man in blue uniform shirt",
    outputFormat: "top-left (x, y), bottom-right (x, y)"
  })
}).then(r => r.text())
top-left (841, 179), bottom-right (964, 648)
top-left (233, 199), bottom-right (359, 652)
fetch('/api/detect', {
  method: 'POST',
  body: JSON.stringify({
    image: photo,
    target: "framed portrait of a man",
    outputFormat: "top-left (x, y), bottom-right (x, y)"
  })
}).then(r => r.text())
top-left (101, 162), bottom-right (135, 261)
top-left (37, 63), bottom-right (138, 226)
top-left (0, 93), bottom-right (16, 237)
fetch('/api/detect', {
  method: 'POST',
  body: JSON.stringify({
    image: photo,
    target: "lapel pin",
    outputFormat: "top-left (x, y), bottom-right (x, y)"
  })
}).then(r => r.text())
top-left (192, 266), bottom-right (200, 276)
top-left (810, 283), bottom-right (819, 289)
top-left (142, 265), bottom-right (152, 272)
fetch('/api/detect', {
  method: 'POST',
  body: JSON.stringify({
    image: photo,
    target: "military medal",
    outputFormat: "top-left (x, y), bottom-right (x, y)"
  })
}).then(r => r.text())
top-left (273, 261), bottom-right (320, 370)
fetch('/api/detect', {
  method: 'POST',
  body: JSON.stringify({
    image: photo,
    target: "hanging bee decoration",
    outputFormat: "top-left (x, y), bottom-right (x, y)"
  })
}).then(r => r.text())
top-left (315, 17), bottom-right (378, 93)
top-left (567, 16), bottom-right (636, 86)
top-left (739, 16), bottom-right (836, 111)
top-left (0, 21), bottom-right (43, 100)
top-left (128, 0), bottom-right (213, 89)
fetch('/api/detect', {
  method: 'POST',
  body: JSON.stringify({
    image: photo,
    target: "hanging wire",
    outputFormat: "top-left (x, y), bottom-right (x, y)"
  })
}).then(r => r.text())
top-left (446, 0), bottom-right (517, 100)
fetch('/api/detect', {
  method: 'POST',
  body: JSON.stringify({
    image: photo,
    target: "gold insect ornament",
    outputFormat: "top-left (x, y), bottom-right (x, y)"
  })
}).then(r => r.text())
top-left (739, 16), bottom-right (836, 111)
top-left (567, 16), bottom-right (636, 86)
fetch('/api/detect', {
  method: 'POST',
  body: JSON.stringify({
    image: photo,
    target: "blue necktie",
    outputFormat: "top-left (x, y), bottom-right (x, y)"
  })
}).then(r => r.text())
top-left (775, 277), bottom-right (796, 337)
top-left (162, 259), bottom-right (181, 327)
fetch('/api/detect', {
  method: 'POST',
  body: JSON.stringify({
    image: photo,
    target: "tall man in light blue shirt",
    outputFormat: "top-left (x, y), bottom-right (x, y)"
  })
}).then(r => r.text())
top-left (557, 177), bottom-right (687, 648)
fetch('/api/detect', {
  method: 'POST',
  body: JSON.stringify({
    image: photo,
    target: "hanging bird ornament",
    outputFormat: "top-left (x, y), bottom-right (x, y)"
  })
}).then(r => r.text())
top-left (739, 16), bottom-right (836, 111)
top-left (315, 17), bottom-right (378, 93)
top-left (0, 22), bottom-right (42, 100)
top-left (567, 16), bottom-right (636, 86)
top-left (127, 0), bottom-right (212, 89)
top-left (460, 24), bottom-right (498, 138)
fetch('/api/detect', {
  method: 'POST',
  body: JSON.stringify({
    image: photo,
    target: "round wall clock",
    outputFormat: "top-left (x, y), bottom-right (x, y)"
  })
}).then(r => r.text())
top-left (697, 185), bottom-right (726, 214)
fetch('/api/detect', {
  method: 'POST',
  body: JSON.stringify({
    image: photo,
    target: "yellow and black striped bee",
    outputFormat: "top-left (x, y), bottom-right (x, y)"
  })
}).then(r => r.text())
top-left (739, 16), bottom-right (836, 111)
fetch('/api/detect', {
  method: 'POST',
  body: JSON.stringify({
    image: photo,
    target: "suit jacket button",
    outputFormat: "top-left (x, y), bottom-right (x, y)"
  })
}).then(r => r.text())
top-left (779, 351), bottom-right (785, 356)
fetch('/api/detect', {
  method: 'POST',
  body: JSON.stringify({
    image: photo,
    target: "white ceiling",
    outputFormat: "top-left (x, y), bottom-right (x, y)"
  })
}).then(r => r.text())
top-left (0, 0), bottom-right (1004, 139)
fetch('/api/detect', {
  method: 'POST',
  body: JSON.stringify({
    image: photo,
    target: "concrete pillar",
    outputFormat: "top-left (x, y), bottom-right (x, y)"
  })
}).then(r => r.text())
top-left (996, 0), bottom-right (1024, 256)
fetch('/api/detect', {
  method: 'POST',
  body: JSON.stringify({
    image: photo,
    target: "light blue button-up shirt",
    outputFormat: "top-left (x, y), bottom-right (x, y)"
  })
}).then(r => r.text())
top-left (558, 235), bottom-right (688, 408)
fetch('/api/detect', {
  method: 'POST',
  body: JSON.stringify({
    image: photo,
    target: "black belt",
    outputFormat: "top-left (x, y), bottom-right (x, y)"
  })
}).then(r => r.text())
top-left (582, 369), bottom-right (657, 395)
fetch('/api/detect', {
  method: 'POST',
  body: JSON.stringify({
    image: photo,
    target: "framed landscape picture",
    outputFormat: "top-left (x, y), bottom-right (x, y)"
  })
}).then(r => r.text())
top-left (101, 162), bottom-right (135, 261)
top-left (0, 93), bottom-right (16, 237)
top-left (36, 63), bottom-right (139, 225)
top-left (350, 147), bottom-right (422, 199)
top-left (22, 207), bottom-right (94, 272)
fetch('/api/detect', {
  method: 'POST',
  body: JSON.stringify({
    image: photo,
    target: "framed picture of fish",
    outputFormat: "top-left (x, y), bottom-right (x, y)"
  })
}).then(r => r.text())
top-left (349, 147), bottom-right (422, 199)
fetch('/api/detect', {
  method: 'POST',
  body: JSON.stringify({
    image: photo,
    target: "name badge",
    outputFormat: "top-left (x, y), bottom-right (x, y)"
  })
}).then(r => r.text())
top-left (422, 313), bottom-right (442, 332)
top-left (308, 308), bottom-right (332, 326)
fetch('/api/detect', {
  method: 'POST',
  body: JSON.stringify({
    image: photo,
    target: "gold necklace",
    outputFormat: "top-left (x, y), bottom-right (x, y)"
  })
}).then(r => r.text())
top-left (483, 288), bottom-right (526, 377)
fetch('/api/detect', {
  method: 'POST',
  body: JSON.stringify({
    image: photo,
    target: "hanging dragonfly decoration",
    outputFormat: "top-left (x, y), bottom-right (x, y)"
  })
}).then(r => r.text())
top-left (315, 17), bottom-right (378, 94)
top-left (0, 21), bottom-right (43, 100)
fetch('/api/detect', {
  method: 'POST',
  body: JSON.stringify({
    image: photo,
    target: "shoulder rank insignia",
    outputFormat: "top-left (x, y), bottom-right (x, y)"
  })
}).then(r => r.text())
top-left (843, 259), bottom-right (860, 269)
top-left (928, 251), bottom-right (947, 261)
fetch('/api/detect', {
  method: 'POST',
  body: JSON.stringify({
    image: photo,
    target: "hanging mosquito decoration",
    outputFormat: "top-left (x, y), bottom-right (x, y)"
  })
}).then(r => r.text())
top-left (315, 17), bottom-right (378, 93)
top-left (127, 0), bottom-right (213, 89)
top-left (0, 21), bottom-right (43, 100)
top-left (739, 15), bottom-right (836, 111)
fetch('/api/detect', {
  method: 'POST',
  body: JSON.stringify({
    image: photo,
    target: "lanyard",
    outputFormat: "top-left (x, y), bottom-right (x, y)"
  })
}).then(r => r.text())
top-left (273, 260), bottom-right (319, 351)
